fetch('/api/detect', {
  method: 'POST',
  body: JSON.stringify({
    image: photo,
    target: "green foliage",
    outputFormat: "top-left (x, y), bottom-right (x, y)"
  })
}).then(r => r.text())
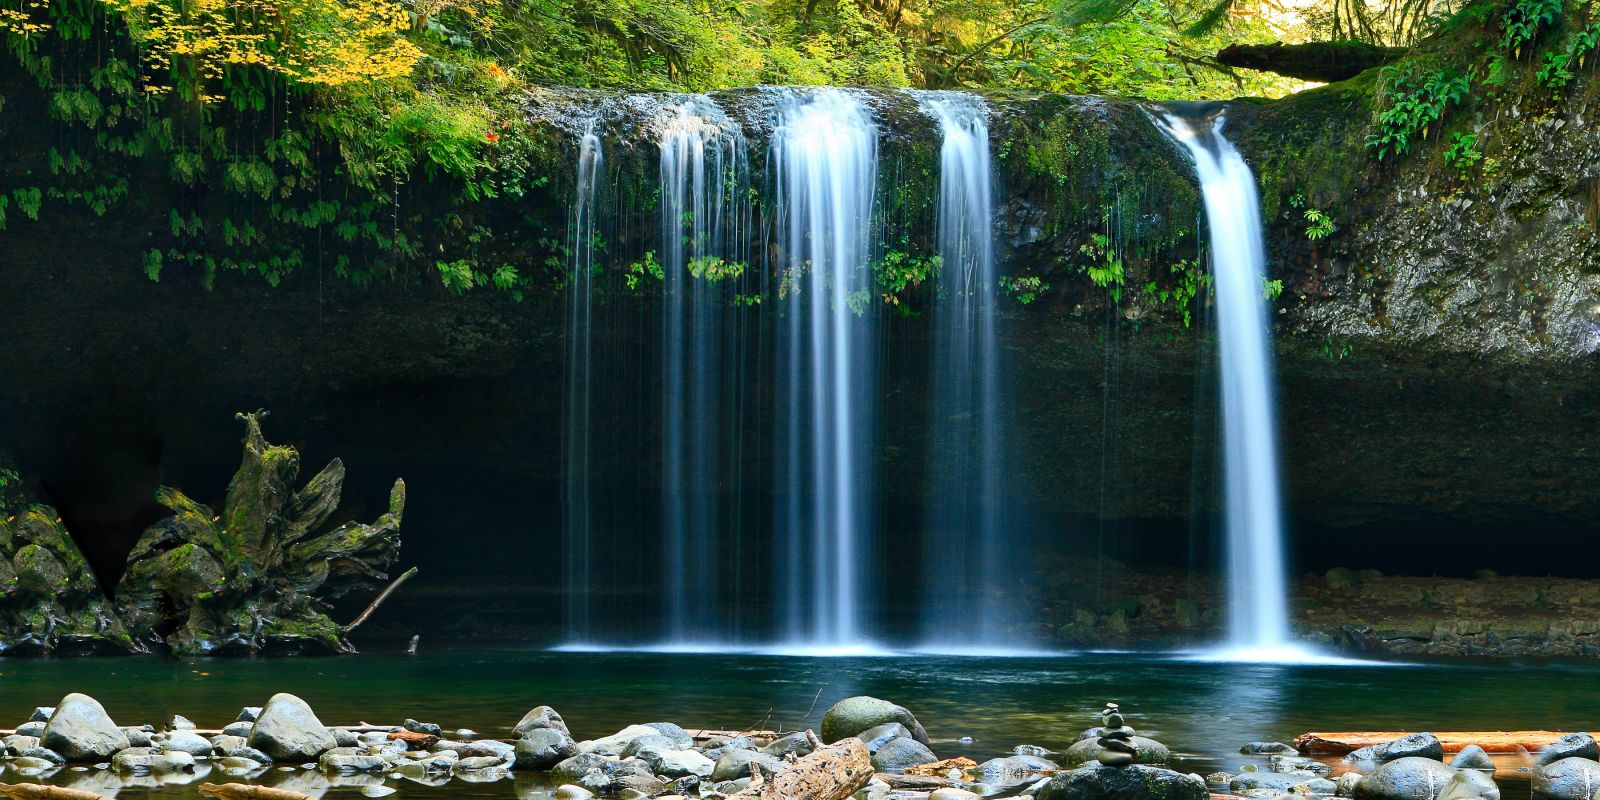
top-left (1079, 233), bottom-right (1126, 303)
top-left (1537, 22), bottom-right (1600, 89)
top-left (1322, 338), bottom-right (1355, 361)
top-left (1000, 274), bottom-right (1049, 305)
top-left (1263, 278), bottom-right (1284, 301)
top-left (1500, 0), bottom-right (1562, 55)
top-left (1291, 193), bottom-right (1337, 240)
top-left (1366, 66), bottom-right (1471, 160)
top-left (1140, 258), bottom-right (1208, 327)
top-left (687, 256), bottom-right (745, 283)
top-left (1442, 130), bottom-right (1483, 175)
top-left (873, 249), bottom-right (939, 312)
top-left (626, 251), bottom-right (664, 291)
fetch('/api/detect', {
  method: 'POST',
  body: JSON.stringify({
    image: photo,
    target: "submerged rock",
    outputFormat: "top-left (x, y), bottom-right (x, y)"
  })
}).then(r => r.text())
top-left (41, 694), bottom-right (130, 762)
top-left (1035, 764), bottom-right (1207, 800)
top-left (246, 693), bottom-right (337, 761)
top-left (820, 697), bottom-right (930, 745)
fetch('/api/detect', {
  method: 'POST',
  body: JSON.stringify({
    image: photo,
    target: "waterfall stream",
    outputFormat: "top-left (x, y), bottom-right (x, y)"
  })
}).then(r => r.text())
top-left (771, 89), bottom-right (881, 652)
top-left (914, 91), bottom-right (1021, 650)
top-left (562, 118), bottom-right (605, 644)
top-left (1158, 111), bottom-right (1307, 661)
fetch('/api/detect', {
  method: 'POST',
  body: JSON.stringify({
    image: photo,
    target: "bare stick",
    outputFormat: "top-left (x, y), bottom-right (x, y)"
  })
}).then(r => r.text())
top-left (343, 567), bottom-right (419, 632)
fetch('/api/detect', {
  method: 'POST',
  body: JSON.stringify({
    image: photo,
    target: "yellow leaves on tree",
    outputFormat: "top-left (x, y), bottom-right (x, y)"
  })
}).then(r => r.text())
top-left (102, 0), bottom-right (423, 100)
top-left (0, 0), bottom-right (51, 36)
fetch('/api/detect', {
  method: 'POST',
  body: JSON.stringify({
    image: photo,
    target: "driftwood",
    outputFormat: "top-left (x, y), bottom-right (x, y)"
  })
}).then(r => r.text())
top-left (688, 728), bottom-right (781, 744)
top-left (0, 784), bottom-right (107, 800)
top-left (875, 773), bottom-right (961, 789)
top-left (729, 735), bottom-right (872, 800)
top-left (0, 508), bottom-right (143, 656)
top-left (387, 730), bottom-right (440, 748)
top-left (198, 783), bottom-right (315, 800)
top-left (1215, 41), bottom-right (1405, 82)
top-left (905, 756), bottom-right (979, 776)
top-left (1294, 731), bottom-right (1591, 755)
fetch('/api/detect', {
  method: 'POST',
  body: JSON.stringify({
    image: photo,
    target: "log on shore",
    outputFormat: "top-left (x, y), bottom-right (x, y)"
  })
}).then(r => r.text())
top-left (1214, 41), bottom-right (1405, 82)
top-left (1294, 730), bottom-right (1589, 754)
top-left (730, 737), bottom-right (873, 800)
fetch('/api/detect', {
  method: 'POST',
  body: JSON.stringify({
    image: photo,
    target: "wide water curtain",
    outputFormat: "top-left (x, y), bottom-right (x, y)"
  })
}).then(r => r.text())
top-left (658, 99), bottom-right (752, 645)
top-left (1160, 112), bottom-right (1292, 656)
top-left (564, 117), bottom-right (605, 644)
top-left (918, 92), bottom-right (1014, 648)
top-left (773, 90), bottom-right (880, 649)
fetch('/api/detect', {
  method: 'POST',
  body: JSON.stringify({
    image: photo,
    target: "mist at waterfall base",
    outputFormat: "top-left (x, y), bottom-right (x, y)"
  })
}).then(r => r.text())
top-left (551, 89), bottom-right (1325, 661)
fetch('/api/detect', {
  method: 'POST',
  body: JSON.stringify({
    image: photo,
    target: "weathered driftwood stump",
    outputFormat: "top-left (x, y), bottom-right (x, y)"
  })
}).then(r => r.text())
top-left (0, 507), bottom-right (142, 655)
top-left (114, 411), bottom-right (406, 655)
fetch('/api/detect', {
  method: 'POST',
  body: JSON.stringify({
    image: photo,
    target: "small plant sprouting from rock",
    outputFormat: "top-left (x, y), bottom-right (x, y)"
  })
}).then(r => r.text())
top-left (1501, 0), bottom-right (1564, 57)
top-left (1537, 23), bottom-right (1600, 90)
top-left (1290, 193), bottom-right (1336, 240)
top-left (1000, 274), bottom-right (1049, 305)
top-left (1263, 278), bottom-right (1285, 302)
top-left (1080, 233), bottom-right (1126, 303)
top-left (1443, 132), bottom-right (1484, 178)
top-left (1141, 258), bottom-right (1208, 328)
top-left (1366, 67), bottom-right (1471, 161)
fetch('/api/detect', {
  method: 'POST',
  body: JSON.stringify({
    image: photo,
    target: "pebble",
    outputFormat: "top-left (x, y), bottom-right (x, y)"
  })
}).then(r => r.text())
top-left (361, 787), bottom-right (398, 798)
top-left (555, 784), bottom-right (596, 800)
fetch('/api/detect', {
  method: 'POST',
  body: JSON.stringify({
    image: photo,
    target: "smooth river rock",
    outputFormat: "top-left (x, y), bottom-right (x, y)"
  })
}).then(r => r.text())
top-left (1060, 735), bottom-right (1171, 767)
top-left (246, 693), bottom-right (337, 761)
top-left (1348, 733), bottom-right (1444, 764)
top-left (1538, 734), bottom-right (1600, 766)
top-left (514, 706), bottom-right (571, 736)
top-left (1035, 764), bottom-right (1208, 800)
top-left (1535, 756), bottom-right (1600, 800)
top-left (1352, 756), bottom-right (1459, 800)
top-left (820, 697), bottom-right (930, 745)
top-left (41, 693), bottom-right (130, 762)
top-left (870, 737), bottom-right (937, 772)
top-left (710, 749), bottom-right (786, 781)
top-left (515, 728), bottom-right (580, 770)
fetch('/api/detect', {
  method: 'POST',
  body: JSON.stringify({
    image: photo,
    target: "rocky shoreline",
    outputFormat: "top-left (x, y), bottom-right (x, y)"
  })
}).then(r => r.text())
top-left (2, 692), bottom-right (1593, 800)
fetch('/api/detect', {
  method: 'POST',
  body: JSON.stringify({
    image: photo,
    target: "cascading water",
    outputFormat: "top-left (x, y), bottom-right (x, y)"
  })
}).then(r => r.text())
top-left (770, 89), bottom-right (881, 652)
top-left (657, 99), bottom-right (753, 646)
top-left (1157, 110), bottom-right (1304, 661)
top-left (913, 91), bottom-right (1018, 650)
top-left (563, 117), bottom-right (605, 644)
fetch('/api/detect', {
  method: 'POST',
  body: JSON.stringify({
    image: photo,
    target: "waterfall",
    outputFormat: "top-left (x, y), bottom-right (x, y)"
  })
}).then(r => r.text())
top-left (563, 117), bottom-right (605, 644)
top-left (770, 89), bottom-right (881, 652)
top-left (658, 98), bottom-right (752, 645)
top-left (914, 91), bottom-right (1018, 650)
top-left (1157, 111), bottom-right (1301, 660)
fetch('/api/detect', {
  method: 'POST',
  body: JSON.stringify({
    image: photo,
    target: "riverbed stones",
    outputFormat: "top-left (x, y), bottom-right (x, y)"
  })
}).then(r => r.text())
top-left (18, 746), bottom-right (66, 766)
top-left (1538, 733), bottom-right (1599, 766)
top-left (581, 724), bottom-right (662, 756)
top-left (1242, 742), bottom-right (1300, 755)
top-left (711, 748), bottom-right (785, 781)
top-left (856, 723), bottom-right (913, 753)
top-left (701, 736), bottom-right (756, 762)
top-left (4, 735), bottom-right (41, 755)
top-left (1437, 767), bottom-right (1499, 800)
top-left (112, 747), bottom-right (197, 774)
top-left (1351, 756), bottom-right (1458, 800)
top-left (515, 728), bottom-right (580, 770)
top-left (1347, 733), bottom-right (1444, 764)
top-left (619, 734), bottom-right (678, 758)
top-left (319, 747), bottom-right (391, 773)
top-left (515, 706), bottom-right (570, 736)
top-left (554, 785), bottom-right (595, 800)
top-left (1535, 756), bottom-right (1600, 800)
top-left (158, 730), bottom-right (213, 758)
top-left (643, 722), bottom-right (694, 749)
top-left (1036, 764), bottom-right (1208, 800)
top-left (222, 721), bottom-right (254, 737)
top-left (870, 736), bottom-right (938, 772)
top-left (247, 693), bottom-right (337, 761)
top-left (28, 707), bottom-right (55, 722)
top-left (638, 745), bottom-right (714, 778)
top-left (929, 789), bottom-right (981, 800)
top-left (40, 693), bottom-right (130, 761)
top-left (820, 697), bottom-right (930, 745)
top-left (1229, 771), bottom-right (1326, 794)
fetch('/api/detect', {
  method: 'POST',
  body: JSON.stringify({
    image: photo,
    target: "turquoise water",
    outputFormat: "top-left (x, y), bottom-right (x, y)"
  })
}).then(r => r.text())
top-left (0, 649), bottom-right (1589, 796)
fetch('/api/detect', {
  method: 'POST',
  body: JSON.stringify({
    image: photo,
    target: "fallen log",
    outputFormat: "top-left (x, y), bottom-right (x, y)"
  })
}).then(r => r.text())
top-left (688, 728), bottom-right (780, 744)
top-left (1294, 731), bottom-right (1590, 755)
top-left (1214, 41), bottom-right (1405, 82)
top-left (0, 784), bottom-right (107, 800)
top-left (875, 773), bottom-right (961, 789)
top-left (905, 756), bottom-right (979, 776)
top-left (198, 784), bottom-right (315, 800)
top-left (387, 730), bottom-right (440, 748)
top-left (729, 736), bottom-right (872, 800)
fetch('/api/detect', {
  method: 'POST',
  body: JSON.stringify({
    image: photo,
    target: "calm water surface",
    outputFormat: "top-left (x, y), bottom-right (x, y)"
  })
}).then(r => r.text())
top-left (1, 648), bottom-right (1591, 797)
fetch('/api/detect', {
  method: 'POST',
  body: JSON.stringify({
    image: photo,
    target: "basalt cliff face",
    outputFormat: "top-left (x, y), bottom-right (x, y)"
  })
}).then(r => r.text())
top-left (3, 26), bottom-right (1599, 597)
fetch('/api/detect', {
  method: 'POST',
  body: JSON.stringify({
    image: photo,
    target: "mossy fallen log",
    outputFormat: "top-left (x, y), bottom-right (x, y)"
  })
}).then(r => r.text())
top-left (1215, 41), bottom-right (1405, 82)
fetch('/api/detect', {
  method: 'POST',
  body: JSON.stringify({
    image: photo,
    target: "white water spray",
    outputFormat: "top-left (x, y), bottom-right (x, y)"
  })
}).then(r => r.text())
top-left (772, 89), bottom-right (881, 652)
top-left (563, 118), bottom-right (604, 644)
top-left (1158, 111), bottom-right (1306, 662)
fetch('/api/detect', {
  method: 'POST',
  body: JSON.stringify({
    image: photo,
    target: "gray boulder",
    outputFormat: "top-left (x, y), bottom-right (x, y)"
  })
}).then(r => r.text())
top-left (1240, 742), bottom-right (1298, 755)
top-left (1061, 736), bottom-right (1171, 767)
top-left (1035, 764), bottom-right (1207, 800)
top-left (15, 721), bottom-right (46, 738)
top-left (320, 748), bottom-right (391, 773)
top-left (638, 746), bottom-right (714, 778)
top-left (1538, 734), bottom-right (1599, 766)
top-left (40, 693), bottom-right (130, 761)
top-left (28, 707), bottom-right (55, 723)
top-left (515, 728), bottom-right (579, 770)
top-left (3, 735), bottom-right (41, 755)
top-left (643, 722), bottom-right (694, 749)
top-left (820, 697), bottom-right (930, 745)
top-left (857, 723), bottom-right (913, 753)
top-left (711, 749), bottom-right (785, 781)
top-left (1075, 726), bottom-right (1136, 743)
top-left (514, 706), bottom-right (570, 736)
top-left (580, 724), bottom-right (660, 756)
top-left (762, 731), bottom-right (817, 758)
top-left (870, 737), bottom-right (937, 773)
top-left (18, 747), bottom-right (66, 766)
top-left (1437, 768), bottom-right (1499, 800)
top-left (1450, 745), bottom-right (1495, 773)
top-left (246, 693), bottom-right (338, 761)
top-left (1229, 771), bottom-right (1325, 793)
top-left (122, 727), bottom-right (155, 748)
top-left (1535, 756), bottom-right (1600, 800)
top-left (620, 734), bottom-right (677, 759)
top-left (162, 730), bottom-right (215, 758)
top-left (1352, 756), bottom-right (1458, 800)
top-left (701, 735), bottom-right (756, 762)
top-left (236, 707), bottom-right (262, 722)
top-left (221, 721), bottom-right (254, 737)
top-left (1348, 733), bottom-right (1444, 765)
